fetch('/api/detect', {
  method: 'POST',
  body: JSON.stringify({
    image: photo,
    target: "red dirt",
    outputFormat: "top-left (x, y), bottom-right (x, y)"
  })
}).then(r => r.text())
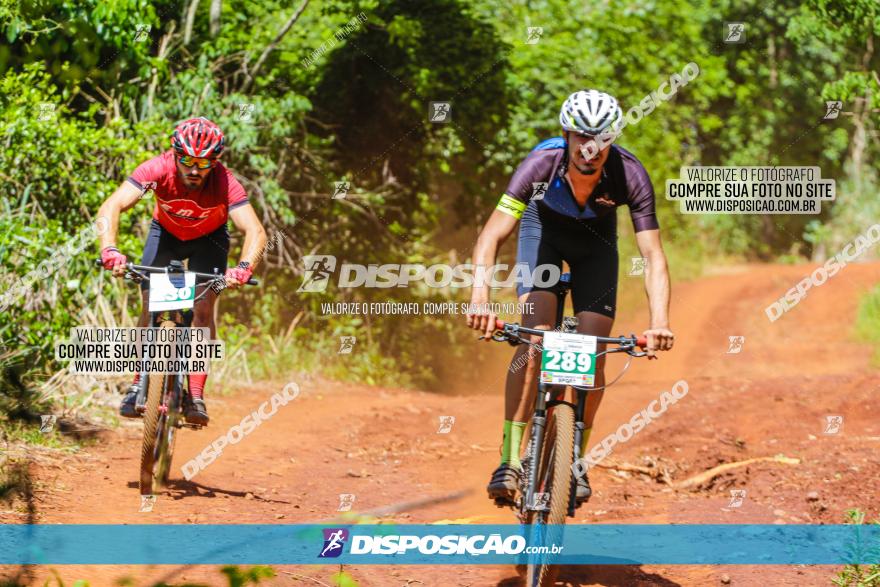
top-left (3, 262), bottom-right (880, 587)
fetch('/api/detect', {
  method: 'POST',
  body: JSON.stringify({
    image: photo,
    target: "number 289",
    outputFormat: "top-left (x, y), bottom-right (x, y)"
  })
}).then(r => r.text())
top-left (545, 350), bottom-right (592, 372)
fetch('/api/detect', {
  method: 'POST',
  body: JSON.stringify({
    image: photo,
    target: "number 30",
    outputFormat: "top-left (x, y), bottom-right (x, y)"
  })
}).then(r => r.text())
top-left (163, 287), bottom-right (192, 301)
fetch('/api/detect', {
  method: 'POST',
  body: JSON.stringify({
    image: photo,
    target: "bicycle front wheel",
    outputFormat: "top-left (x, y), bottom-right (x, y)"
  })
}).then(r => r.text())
top-left (526, 403), bottom-right (574, 587)
top-left (139, 320), bottom-right (175, 496)
top-left (154, 377), bottom-right (180, 488)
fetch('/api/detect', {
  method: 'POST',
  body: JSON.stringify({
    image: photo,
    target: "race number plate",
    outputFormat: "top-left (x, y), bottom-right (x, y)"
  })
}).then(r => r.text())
top-left (148, 272), bottom-right (196, 311)
top-left (540, 331), bottom-right (597, 386)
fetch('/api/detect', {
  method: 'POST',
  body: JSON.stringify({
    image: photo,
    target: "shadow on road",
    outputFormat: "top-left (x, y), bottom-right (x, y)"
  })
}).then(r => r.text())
top-left (125, 479), bottom-right (292, 504)
top-left (0, 459), bottom-right (37, 586)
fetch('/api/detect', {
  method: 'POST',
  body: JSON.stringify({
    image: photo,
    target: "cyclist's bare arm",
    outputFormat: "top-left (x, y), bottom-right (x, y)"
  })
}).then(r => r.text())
top-left (228, 203), bottom-right (268, 281)
top-left (634, 228), bottom-right (674, 355)
top-left (97, 181), bottom-right (144, 250)
top-left (468, 209), bottom-right (519, 339)
top-left (97, 181), bottom-right (146, 275)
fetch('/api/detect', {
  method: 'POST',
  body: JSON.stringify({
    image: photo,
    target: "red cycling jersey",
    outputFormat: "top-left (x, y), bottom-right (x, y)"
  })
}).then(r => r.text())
top-left (127, 150), bottom-right (249, 241)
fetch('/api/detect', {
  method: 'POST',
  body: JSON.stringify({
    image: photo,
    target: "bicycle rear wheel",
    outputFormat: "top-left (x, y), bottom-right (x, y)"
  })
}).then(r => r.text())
top-left (525, 403), bottom-right (574, 587)
top-left (139, 320), bottom-right (175, 496)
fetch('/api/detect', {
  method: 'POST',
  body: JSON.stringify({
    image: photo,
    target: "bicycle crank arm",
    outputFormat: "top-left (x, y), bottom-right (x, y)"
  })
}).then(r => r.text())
top-left (176, 421), bottom-right (204, 430)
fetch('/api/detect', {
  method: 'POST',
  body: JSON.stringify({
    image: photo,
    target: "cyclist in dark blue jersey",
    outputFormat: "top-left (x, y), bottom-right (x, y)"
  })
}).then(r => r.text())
top-left (466, 90), bottom-right (675, 505)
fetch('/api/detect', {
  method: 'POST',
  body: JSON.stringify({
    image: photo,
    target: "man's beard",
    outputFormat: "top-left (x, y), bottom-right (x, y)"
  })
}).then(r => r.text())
top-left (180, 172), bottom-right (206, 189)
top-left (573, 161), bottom-right (599, 175)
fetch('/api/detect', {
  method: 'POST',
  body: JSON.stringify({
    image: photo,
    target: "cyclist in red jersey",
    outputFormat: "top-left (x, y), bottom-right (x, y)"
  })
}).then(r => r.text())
top-left (97, 117), bottom-right (267, 425)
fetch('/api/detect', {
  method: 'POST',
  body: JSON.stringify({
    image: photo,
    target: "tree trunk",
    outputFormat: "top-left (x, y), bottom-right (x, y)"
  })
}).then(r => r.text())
top-left (184, 0), bottom-right (200, 45)
top-left (849, 94), bottom-right (867, 192)
top-left (240, 0), bottom-right (310, 93)
top-left (209, 0), bottom-right (221, 37)
top-left (767, 36), bottom-right (777, 88)
top-left (144, 22), bottom-right (177, 120)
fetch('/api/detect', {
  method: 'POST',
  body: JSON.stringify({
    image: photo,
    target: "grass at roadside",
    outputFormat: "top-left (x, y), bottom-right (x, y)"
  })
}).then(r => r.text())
top-left (832, 509), bottom-right (880, 587)
top-left (0, 420), bottom-right (68, 448)
top-left (0, 565), bottom-right (282, 587)
top-left (211, 319), bottom-right (416, 394)
top-left (855, 285), bottom-right (880, 366)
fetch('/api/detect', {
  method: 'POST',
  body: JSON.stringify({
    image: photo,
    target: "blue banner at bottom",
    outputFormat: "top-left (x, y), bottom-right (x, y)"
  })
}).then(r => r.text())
top-left (1, 524), bottom-right (878, 565)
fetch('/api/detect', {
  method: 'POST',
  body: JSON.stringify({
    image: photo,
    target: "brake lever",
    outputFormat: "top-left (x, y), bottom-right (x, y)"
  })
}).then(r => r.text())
top-left (125, 268), bottom-right (148, 283)
top-left (502, 332), bottom-right (529, 346)
top-left (477, 330), bottom-right (522, 347)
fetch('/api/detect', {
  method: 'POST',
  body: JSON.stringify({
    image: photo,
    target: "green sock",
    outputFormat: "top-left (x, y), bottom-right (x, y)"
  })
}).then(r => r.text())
top-left (501, 420), bottom-right (527, 468)
top-left (579, 427), bottom-right (593, 458)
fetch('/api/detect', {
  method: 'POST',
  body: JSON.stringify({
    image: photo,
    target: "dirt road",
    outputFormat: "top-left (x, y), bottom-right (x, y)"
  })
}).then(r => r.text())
top-left (3, 263), bottom-right (880, 586)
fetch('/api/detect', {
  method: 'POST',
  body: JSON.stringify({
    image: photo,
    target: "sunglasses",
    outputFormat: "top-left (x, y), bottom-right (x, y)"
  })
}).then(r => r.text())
top-left (178, 155), bottom-right (215, 169)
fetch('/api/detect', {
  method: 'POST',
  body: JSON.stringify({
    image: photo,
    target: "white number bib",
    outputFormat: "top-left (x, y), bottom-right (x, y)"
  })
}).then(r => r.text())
top-left (540, 331), bottom-right (597, 386)
top-left (148, 272), bottom-right (196, 311)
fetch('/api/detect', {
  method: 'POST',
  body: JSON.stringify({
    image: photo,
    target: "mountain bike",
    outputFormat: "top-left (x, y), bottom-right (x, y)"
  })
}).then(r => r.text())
top-left (486, 273), bottom-right (647, 587)
top-left (95, 259), bottom-right (256, 496)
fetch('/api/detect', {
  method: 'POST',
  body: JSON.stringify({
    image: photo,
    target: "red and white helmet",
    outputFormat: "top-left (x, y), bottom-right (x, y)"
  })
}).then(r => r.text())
top-left (170, 117), bottom-right (225, 158)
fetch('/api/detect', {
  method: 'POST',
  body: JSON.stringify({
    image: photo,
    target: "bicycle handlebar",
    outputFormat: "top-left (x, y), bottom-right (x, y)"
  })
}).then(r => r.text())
top-left (493, 319), bottom-right (648, 349)
top-left (95, 259), bottom-right (259, 286)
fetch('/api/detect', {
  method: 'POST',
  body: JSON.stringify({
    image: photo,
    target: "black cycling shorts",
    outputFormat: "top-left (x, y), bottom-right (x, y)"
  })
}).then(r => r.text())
top-left (140, 219), bottom-right (230, 290)
top-left (516, 201), bottom-right (618, 318)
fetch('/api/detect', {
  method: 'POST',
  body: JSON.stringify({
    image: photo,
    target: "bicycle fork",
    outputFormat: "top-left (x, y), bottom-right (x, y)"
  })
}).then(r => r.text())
top-left (525, 387), bottom-right (548, 514)
top-left (524, 278), bottom-right (589, 517)
top-left (569, 389), bottom-right (588, 516)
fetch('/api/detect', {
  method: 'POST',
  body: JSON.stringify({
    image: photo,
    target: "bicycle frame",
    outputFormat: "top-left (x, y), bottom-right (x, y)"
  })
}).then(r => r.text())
top-left (486, 277), bottom-right (647, 586)
top-left (493, 275), bottom-right (646, 519)
top-left (130, 260), bottom-right (228, 419)
top-left (522, 274), bottom-right (576, 517)
top-left (130, 307), bottom-right (191, 415)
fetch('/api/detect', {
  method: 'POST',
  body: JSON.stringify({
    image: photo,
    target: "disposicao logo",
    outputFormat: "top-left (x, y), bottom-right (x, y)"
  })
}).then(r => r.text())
top-left (319, 528), bottom-right (349, 558)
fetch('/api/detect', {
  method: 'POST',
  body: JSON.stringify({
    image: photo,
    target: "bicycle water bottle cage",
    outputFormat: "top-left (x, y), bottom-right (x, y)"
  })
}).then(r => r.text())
top-left (562, 316), bottom-right (579, 333)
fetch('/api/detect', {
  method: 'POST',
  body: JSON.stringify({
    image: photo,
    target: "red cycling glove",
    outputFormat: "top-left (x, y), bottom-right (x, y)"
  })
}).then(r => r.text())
top-left (101, 246), bottom-right (127, 270)
top-left (224, 263), bottom-right (253, 285)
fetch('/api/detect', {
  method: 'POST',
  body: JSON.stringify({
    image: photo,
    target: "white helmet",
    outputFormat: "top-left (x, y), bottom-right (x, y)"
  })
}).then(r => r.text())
top-left (559, 90), bottom-right (624, 136)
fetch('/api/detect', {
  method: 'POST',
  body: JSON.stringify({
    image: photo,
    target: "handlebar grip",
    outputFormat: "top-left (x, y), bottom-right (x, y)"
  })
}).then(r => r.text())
top-left (636, 336), bottom-right (648, 348)
top-left (495, 319), bottom-right (506, 330)
top-left (94, 258), bottom-right (103, 268)
top-left (247, 278), bottom-right (259, 286)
